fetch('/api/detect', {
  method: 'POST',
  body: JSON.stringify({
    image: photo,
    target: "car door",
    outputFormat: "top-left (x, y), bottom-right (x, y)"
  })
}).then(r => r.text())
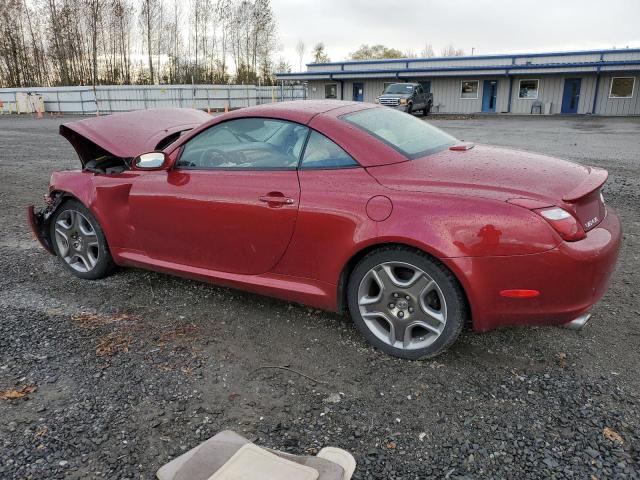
top-left (128, 117), bottom-right (308, 275)
top-left (415, 85), bottom-right (425, 108)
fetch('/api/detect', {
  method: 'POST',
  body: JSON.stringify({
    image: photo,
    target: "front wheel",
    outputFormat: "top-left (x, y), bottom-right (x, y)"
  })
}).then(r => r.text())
top-left (347, 247), bottom-right (467, 359)
top-left (50, 200), bottom-right (115, 280)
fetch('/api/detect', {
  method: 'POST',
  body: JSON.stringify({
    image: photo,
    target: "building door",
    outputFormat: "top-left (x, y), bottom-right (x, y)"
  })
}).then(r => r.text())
top-left (481, 80), bottom-right (498, 112)
top-left (352, 83), bottom-right (364, 102)
top-left (561, 78), bottom-right (582, 114)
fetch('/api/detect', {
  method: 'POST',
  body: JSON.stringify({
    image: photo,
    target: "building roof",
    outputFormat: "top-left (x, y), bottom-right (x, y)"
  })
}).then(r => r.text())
top-left (275, 48), bottom-right (640, 81)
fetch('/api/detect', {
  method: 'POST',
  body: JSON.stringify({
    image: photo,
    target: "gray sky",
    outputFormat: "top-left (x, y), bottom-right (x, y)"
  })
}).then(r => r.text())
top-left (272, 0), bottom-right (640, 69)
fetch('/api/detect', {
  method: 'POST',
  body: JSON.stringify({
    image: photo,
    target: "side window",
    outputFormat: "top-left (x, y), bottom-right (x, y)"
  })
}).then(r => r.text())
top-left (177, 118), bottom-right (309, 170)
top-left (300, 131), bottom-right (359, 170)
top-left (417, 85), bottom-right (423, 95)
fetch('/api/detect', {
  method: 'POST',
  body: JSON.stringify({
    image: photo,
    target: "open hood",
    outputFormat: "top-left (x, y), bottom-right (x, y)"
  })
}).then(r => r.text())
top-left (60, 108), bottom-right (212, 166)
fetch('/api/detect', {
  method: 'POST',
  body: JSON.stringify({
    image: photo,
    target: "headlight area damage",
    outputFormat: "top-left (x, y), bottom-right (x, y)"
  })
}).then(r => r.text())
top-left (27, 193), bottom-right (65, 255)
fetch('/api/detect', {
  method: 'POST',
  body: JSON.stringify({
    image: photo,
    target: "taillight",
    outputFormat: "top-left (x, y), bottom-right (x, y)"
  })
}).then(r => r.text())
top-left (535, 207), bottom-right (586, 241)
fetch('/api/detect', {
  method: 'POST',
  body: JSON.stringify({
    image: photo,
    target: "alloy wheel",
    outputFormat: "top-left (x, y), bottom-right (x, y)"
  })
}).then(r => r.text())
top-left (53, 209), bottom-right (100, 273)
top-left (357, 261), bottom-right (447, 350)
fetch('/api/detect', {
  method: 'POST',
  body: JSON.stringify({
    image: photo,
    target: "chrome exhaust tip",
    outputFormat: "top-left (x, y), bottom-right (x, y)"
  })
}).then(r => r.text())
top-left (563, 313), bottom-right (591, 331)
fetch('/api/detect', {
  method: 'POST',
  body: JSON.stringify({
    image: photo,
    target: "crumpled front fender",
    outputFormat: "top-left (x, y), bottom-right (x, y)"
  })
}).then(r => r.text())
top-left (27, 192), bottom-right (65, 255)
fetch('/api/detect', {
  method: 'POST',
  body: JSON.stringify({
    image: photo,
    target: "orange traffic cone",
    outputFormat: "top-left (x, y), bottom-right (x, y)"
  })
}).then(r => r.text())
top-left (207, 107), bottom-right (211, 114)
top-left (224, 103), bottom-right (229, 113)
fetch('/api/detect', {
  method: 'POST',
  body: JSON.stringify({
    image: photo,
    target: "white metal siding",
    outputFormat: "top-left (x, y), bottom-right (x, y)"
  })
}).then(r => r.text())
top-left (602, 51), bottom-right (640, 62)
top-left (514, 54), bottom-right (600, 65)
top-left (306, 64), bottom-right (343, 73)
top-left (411, 58), bottom-right (510, 69)
top-left (301, 50), bottom-right (640, 77)
top-left (507, 75), bottom-right (596, 115)
top-left (306, 80), bottom-right (343, 101)
top-left (510, 76), bottom-right (561, 114)
top-left (595, 75), bottom-right (640, 115)
top-left (306, 74), bottom-right (640, 116)
top-left (349, 62), bottom-right (406, 71)
top-left (333, 72), bottom-right (397, 79)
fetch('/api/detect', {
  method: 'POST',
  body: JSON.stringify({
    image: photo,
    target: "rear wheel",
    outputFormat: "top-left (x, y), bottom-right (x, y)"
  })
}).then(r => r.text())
top-left (347, 247), bottom-right (467, 359)
top-left (423, 104), bottom-right (431, 116)
top-left (50, 200), bottom-right (114, 280)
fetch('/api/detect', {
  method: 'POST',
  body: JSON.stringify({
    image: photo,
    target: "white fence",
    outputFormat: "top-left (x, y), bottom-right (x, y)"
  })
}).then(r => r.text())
top-left (0, 84), bottom-right (307, 114)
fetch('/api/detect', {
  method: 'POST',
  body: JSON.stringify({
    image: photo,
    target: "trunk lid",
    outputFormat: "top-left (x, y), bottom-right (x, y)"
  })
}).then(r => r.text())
top-left (367, 144), bottom-right (607, 232)
top-left (60, 108), bottom-right (212, 166)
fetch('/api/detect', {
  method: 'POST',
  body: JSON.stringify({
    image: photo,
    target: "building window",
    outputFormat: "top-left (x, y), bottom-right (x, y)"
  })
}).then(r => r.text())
top-left (460, 81), bottom-right (479, 99)
top-left (518, 79), bottom-right (539, 99)
top-left (325, 83), bottom-right (338, 99)
top-left (609, 77), bottom-right (635, 98)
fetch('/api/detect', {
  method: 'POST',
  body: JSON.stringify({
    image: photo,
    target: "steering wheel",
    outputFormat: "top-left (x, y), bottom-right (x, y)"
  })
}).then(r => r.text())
top-left (198, 148), bottom-right (226, 168)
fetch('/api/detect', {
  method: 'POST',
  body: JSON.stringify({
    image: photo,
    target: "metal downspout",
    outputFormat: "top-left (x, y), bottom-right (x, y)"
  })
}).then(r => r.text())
top-left (507, 73), bottom-right (513, 113)
top-left (592, 68), bottom-right (601, 115)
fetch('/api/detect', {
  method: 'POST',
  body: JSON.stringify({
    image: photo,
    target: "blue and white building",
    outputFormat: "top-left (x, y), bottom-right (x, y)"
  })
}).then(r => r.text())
top-left (276, 48), bottom-right (640, 116)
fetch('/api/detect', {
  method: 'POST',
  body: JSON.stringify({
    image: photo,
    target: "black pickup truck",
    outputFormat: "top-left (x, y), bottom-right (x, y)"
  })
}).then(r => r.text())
top-left (376, 83), bottom-right (433, 115)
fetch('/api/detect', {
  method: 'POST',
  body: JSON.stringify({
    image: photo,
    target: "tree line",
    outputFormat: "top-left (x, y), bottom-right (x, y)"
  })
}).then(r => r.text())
top-left (348, 43), bottom-right (466, 60)
top-left (0, 0), bottom-right (284, 88)
top-left (0, 0), bottom-right (471, 89)
top-left (293, 42), bottom-right (466, 67)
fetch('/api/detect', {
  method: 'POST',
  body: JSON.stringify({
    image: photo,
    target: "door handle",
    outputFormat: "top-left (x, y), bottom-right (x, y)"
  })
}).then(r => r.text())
top-left (259, 192), bottom-right (295, 207)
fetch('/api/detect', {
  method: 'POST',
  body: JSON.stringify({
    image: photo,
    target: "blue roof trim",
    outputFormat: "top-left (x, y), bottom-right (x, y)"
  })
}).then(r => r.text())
top-left (276, 59), bottom-right (640, 79)
top-left (304, 48), bottom-right (640, 68)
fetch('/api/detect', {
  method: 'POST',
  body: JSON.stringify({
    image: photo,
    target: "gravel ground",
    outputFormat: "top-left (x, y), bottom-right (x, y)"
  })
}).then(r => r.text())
top-left (1, 113), bottom-right (639, 479)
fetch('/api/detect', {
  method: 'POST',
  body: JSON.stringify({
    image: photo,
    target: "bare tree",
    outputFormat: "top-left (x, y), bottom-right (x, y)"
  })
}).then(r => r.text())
top-left (295, 40), bottom-right (305, 71)
top-left (85, 0), bottom-right (101, 87)
top-left (0, 0), bottom-right (283, 87)
top-left (441, 44), bottom-right (465, 57)
top-left (140, 0), bottom-right (158, 83)
top-left (274, 56), bottom-right (290, 74)
top-left (421, 44), bottom-right (435, 58)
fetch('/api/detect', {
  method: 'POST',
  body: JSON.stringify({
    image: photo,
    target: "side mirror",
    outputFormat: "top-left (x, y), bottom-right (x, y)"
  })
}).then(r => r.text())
top-left (132, 151), bottom-right (168, 170)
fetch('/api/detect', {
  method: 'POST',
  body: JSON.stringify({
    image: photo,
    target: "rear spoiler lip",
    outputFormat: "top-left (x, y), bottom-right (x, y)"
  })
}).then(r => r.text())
top-left (562, 167), bottom-right (608, 202)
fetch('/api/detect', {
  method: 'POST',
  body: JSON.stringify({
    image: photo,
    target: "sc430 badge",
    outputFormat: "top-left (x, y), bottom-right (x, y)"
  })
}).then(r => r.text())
top-left (585, 216), bottom-right (599, 229)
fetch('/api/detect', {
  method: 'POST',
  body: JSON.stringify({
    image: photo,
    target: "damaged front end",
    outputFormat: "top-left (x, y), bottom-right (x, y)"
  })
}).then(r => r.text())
top-left (27, 192), bottom-right (64, 255)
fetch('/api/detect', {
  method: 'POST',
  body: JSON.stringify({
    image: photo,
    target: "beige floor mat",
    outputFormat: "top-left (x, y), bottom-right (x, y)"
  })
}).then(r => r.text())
top-left (208, 443), bottom-right (319, 480)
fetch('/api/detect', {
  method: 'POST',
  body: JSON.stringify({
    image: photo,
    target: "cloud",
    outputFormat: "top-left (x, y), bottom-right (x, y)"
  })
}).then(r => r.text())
top-left (272, 0), bottom-right (640, 68)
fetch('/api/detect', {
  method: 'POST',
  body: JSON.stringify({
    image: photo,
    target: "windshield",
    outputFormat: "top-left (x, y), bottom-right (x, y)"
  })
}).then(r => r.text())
top-left (383, 84), bottom-right (415, 94)
top-left (342, 107), bottom-right (457, 159)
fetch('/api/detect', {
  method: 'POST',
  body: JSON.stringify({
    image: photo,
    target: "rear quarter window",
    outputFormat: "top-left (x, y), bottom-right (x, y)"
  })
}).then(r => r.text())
top-left (300, 131), bottom-right (359, 169)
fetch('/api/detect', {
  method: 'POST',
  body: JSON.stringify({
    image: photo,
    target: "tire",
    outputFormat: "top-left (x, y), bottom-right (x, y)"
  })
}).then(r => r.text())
top-left (347, 246), bottom-right (467, 359)
top-left (423, 104), bottom-right (431, 116)
top-left (406, 103), bottom-right (413, 115)
top-left (49, 199), bottom-right (115, 280)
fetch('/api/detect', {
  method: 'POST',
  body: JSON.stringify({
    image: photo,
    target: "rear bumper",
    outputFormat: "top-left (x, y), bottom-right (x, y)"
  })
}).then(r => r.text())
top-left (444, 208), bottom-right (622, 331)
